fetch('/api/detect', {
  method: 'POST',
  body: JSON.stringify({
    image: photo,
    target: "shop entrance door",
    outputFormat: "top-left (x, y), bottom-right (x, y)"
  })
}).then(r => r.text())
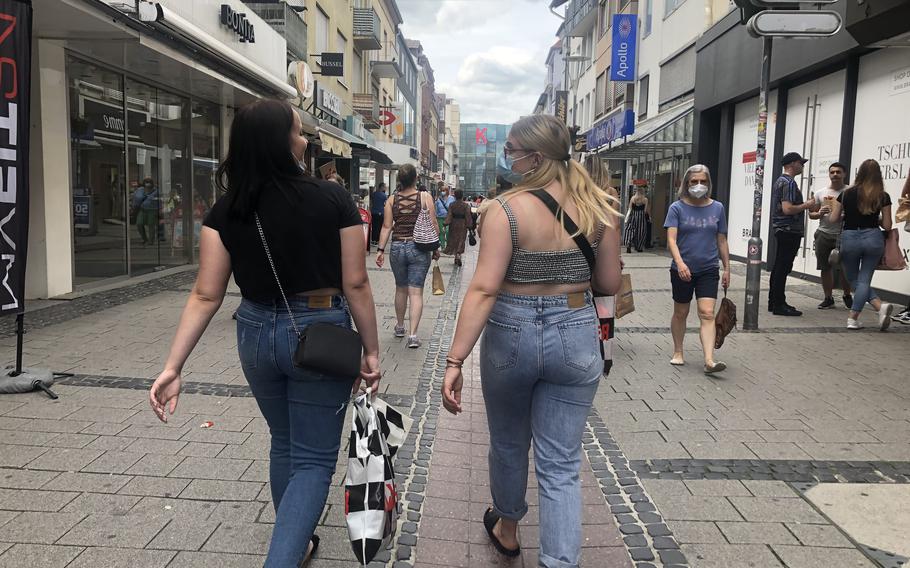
top-left (782, 71), bottom-right (846, 277)
top-left (125, 80), bottom-right (191, 276)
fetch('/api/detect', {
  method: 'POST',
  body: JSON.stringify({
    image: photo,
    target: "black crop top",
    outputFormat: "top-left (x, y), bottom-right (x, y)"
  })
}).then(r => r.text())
top-left (837, 187), bottom-right (892, 230)
top-left (203, 177), bottom-right (362, 301)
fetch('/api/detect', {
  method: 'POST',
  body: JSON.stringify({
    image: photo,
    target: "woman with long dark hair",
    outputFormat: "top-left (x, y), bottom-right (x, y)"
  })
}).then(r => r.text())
top-left (148, 99), bottom-right (381, 567)
top-left (828, 158), bottom-right (894, 330)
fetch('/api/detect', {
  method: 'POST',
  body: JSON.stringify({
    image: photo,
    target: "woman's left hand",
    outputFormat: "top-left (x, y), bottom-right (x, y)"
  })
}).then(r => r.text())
top-left (432, 250), bottom-right (441, 261)
top-left (149, 369), bottom-right (182, 423)
top-left (722, 269), bottom-right (731, 290)
top-left (441, 366), bottom-right (463, 415)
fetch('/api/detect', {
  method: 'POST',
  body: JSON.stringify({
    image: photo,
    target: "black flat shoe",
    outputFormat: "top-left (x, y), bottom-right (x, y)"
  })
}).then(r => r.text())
top-left (483, 507), bottom-right (520, 558)
top-left (298, 534), bottom-right (320, 567)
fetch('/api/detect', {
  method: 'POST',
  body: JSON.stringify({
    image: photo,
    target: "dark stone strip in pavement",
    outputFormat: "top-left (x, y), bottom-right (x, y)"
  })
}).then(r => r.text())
top-left (55, 373), bottom-right (415, 409)
top-left (585, 410), bottom-right (690, 567)
top-left (387, 264), bottom-right (463, 568)
top-left (0, 270), bottom-right (199, 339)
top-left (619, 326), bottom-right (910, 334)
top-left (632, 458), bottom-right (910, 484)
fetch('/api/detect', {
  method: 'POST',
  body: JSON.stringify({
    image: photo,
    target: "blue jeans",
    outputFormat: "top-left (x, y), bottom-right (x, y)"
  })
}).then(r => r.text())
top-left (480, 292), bottom-right (601, 568)
top-left (235, 297), bottom-right (356, 568)
top-left (840, 228), bottom-right (884, 314)
top-left (390, 240), bottom-right (432, 288)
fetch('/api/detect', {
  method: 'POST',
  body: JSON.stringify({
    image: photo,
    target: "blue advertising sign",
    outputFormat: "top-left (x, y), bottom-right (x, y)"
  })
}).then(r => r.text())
top-left (73, 195), bottom-right (91, 229)
top-left (610, 14), bottom-right (637, 82)
top-left (587, 110), bottom-right (635, 150)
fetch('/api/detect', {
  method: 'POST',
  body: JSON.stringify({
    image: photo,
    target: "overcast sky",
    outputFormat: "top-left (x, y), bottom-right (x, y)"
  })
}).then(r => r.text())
top-left (398, 0), bottom-right (563, 125)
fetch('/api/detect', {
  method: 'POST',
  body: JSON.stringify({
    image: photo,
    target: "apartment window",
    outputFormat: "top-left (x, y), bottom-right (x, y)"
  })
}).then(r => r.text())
top-left (665, 0), bottom-right (686, 17)
top-left (599, 0), bottom-right (610, 37)
top-left (638, 75), bottom-right (650, 119)
top-left (595, 72), bottom-right (606, 117)
top-left (613, 81), bottom-right (625, 107)
top-left (315, 7), bottom-right (329, 57)
top-left (353, 51), bottom-right (363, 93)
top-left (604, 68), bottom-right (613, 112)
top-left (336, 32), bottom-right (347, 83)
top-left (644, 0), bottom-right (653, 36)
top-left (585, 94), bottom-right (591, 128)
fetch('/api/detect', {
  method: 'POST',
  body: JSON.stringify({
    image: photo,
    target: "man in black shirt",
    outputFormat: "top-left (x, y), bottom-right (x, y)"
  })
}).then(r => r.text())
top-left (769, 152), bottom-right (816, 316)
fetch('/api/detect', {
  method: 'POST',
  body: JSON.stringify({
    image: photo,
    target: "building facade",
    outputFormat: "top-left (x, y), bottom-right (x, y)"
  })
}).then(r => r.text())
top-left (458, 124), bottom-right (509, 197)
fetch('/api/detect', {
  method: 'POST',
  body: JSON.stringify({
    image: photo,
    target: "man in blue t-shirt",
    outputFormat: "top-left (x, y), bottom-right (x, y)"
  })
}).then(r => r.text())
top-left (435, 187), bottom-right (451, 248)
top-left (769, 152), bottom-right (816, 316)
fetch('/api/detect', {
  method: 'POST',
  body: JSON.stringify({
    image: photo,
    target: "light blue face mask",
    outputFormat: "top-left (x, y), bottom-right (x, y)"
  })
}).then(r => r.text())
top-left (497, 152), bottom-right (534, 184)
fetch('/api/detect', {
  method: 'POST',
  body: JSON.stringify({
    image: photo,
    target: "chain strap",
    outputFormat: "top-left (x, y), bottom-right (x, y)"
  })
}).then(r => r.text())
top-left (254, 213), bottom-right (302, 339)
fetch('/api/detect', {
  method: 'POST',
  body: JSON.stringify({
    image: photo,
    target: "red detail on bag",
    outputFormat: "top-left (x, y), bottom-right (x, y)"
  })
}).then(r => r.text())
top-left (599, 323), bottom-right (612, 340)
top-left (385, 483), bottom-right (397, 512)
top-left (344, 489), bottom-right (350, 515)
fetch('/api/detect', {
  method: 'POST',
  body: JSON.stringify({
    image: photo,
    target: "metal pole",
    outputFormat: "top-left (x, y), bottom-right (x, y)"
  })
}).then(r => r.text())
top-left (12, 313), bottom-right (24, 376)
top-left (743, 36), bottom-right (772, 330)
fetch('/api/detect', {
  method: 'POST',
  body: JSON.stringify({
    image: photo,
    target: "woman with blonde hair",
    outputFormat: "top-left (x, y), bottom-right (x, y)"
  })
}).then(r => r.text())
top-left (441, 114), bottom-right (622, 567)
top-left (828, 158), bottom-right (894, 330)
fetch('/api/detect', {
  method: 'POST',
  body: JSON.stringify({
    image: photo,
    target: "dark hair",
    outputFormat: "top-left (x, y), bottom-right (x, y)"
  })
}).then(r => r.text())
top-left (853, 159), bottom-right (885, 215)
top-left (142, 177), bottom-right (154, 185)
top-left (378, 182), bottom-right (387, 191)
top-left (454, 189), bottom-right (464, 200)
top-left (216, 99), bottom-right (302, 220)
top-left (397, 164), bottom-right (417, 188)
top-left (829, 162), bottom-right (846, 173)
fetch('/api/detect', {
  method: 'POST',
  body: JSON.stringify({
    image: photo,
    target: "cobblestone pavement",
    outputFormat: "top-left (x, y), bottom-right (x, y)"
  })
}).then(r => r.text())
top-left (0, 249), bottom-right (908, 567)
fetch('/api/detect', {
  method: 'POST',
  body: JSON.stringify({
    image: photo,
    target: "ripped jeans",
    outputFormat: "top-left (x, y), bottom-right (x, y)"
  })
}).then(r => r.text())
top-left (235, 296), bottom-right (356, 568)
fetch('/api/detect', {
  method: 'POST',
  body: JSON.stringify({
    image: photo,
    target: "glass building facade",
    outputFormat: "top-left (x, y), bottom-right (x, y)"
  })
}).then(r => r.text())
top-left (458, 123), bottom-right (509, 196)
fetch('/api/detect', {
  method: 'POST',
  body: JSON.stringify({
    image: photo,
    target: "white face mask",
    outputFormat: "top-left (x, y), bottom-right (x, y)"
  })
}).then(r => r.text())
top-left (689, 183), bottom-right (709, 199)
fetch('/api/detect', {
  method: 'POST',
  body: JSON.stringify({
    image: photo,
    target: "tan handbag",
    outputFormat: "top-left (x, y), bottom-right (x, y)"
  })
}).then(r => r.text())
top-left (895, 197), bottom-right (910, 223)
top-left (615, 274), bottom-right (635, 319)
top-left (432, 263), bottom-right (445, 295)
top-left (878, 228), bottom-right (907, 271)
top-left (714, 288), bottom-right (737, 349)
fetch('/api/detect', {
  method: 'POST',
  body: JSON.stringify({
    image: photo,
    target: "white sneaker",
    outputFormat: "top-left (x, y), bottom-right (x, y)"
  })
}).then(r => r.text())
top-left (847, 318), bottom-right (863, 330)
top-left (878, 303), bottom-right (894, 331)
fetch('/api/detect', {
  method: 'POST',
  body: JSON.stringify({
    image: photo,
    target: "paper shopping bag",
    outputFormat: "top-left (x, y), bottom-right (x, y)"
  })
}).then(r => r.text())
top-left (432, 263), bottom-right (445, 295)
top-left (615, 274), bottom-right (635, 319)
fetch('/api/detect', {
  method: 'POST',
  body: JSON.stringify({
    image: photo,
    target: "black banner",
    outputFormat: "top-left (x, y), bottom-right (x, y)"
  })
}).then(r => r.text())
top-left (320, 52), bottom-right (344, 77)
top-left (0, 0), bottom-right (31, 315)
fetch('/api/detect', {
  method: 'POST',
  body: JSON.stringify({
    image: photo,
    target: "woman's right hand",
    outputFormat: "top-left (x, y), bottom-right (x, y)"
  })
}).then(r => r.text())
top-left (353, 352), bottom-right (381, 394)
top-left (677, 261), bottom-right (692, 282)
top-left (375, 252), bottom-right (385, 268)
top-left (442, 366), bottom-right (463, 415)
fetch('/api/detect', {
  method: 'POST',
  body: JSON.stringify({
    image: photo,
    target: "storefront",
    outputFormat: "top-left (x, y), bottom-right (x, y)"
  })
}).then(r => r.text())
top-left (28, 0), bottom-right (294, 297)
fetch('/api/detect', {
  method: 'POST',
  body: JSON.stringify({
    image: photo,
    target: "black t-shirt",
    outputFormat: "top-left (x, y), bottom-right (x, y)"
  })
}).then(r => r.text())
top-left (837, 187), bottom-right (892, 230)
top-left (204, 177), bottom-right (362, 301)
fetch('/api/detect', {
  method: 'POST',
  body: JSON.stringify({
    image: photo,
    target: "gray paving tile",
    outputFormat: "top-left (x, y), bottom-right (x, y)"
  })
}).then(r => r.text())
top-left (177, 442), bottom-right (226, 458)
top-left (745, 442), bottom-right (813, 460)
top-left (786, 524), bottom-right (854, 548)
top-left (0, 488), bottom-right (79, 512)
top-left (180, 428), bottom-right (251, 445)
top-left (168, 456), bottom-right (253, 481)
top-left (118, 475), bottom-right (191, 498)
top-left (166, 551), bottom-right (264, 568)
top-left (681, 544), bottom-right (784, 568)
top-left (770, 545), bottom-right (877, 567)
top-left (0, 444), bottom-right (47, 468)
top-left (118, 424), bottom-right (190, 441)
top-left (728, 496), bottom-right (826, 523)
top-left (684, 480), bottom-right (751, 497)
top-left (147, 519), bottom-right (220, 551)
top-left (681, 441), bottom-right (759, 460)
top-left (0, 468), bottom-right (60, 489)
top-left (65, 546), bottom-right (176, 568)
top-left (49, 433), bottom-right (99, 449)
top-left (26, 447), bottom-right (105, 472)
top-left (201, 522), bottom-right (272, 555)
top-left (3, 403), bottom-right (82, 420)
top-left (666, 520), bottom-right (726, 544)
top-left (717, 521), bottom-right (799, 545)
top-left (618, 440), bottom-right (691, 460)
top-left (57, 512), bottom-right (169, 548)
top-left (80, 451), bottom-right (144, 474)
top-left (0, 512), bottom-right (85, 544)
top-left (742, 481), bottom-right (799, 498)
top-left (84, 435), bottom-right (137, 452)
top-left (207, 501), bottom-right (265, 523)
top-left (179, 479), bottom-right (263, 501)
top-left (123, 438), bottom-right (188, 455)
top-left (124, 454), bottom-right (185, 477)
top-left (652, 494), bottom-right (743, 522)
top-left (0, 543), bottom-right (84, 568)
top-left (0, 511), bottom-right (18, 528)
top-left (0, 430), bottom-right (60, 446)
top-left (239, 460), bottom-right (269, 482)
top-left (213, 434), bottom-right (269, 459)
top-left (795, 443), bottom-right (879, 461)
top-left (80, 422), bottom-right (130, 436)
top-left (43, 471), bottom-right (132, 494)
top-left (133, 497), bottom-right (219, 521)
top-left (60, 493), bottom-right (141, 516)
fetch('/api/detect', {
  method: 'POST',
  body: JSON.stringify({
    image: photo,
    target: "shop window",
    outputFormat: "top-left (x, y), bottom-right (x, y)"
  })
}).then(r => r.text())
top-left (639, 75), bottom-right (650, 120)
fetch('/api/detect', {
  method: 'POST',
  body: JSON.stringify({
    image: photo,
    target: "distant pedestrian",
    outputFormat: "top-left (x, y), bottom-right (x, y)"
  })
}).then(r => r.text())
top-left (370, 183), bottom-right (388, 245)
top-left (893, 171), bottom-right (910, 324)
top-left (443, 190), bottom-right (474, 266)
top-left (435, 188), bottom-right (452, 249)
top-left (441, 114), bottom-right (622, 567)
top-left (148, 99), bottom-right (381, 568)
top-left (665, 165), bottom-right (731, 374)
top-left (809, 162), bottom-right (852, 309)
top-left (827, 158), bottom-right (894, 330)
top-left (769, 152), bottom-right (816, 316)
top-left (133, 177), bottom-right (159, 245)
top-left (376, 164), bottom-right (440, 348)
top-left (623, 186), bottom-right (649, 253)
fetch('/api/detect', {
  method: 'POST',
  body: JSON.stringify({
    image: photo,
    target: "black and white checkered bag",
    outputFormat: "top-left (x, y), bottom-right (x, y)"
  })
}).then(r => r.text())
top-left (412, 193), bottom-right (440, 252)
top-left (344, 391), bottom-right (412, 565)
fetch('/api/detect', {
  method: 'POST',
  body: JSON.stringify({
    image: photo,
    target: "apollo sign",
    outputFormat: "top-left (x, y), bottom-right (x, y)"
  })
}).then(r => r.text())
top-left (610, 14), bottom-right (637, 82)
top-left (220, 4), bottom-right (255, 43)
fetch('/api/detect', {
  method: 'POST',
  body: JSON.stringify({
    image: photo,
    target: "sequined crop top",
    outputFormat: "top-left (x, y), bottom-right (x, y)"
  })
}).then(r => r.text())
top-left (497, 197), bottom-right (597, 285)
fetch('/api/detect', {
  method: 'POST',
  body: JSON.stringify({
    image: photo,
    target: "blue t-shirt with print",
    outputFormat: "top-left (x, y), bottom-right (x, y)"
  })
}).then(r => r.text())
top-left (664, 200), bottom-right (728, 274)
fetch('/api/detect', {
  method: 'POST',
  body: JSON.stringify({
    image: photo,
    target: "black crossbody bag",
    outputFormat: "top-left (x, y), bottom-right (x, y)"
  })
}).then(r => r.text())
top-left (255, 213), bottom-right (363, 380)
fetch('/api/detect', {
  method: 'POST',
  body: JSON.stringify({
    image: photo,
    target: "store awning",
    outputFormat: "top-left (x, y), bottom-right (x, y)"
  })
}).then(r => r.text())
top-left (595, 101), bottom-right (694, 161)
top-left (318, 129), bottom-right (352, 158)
top-left (351, 141), bottom-right (394, 165)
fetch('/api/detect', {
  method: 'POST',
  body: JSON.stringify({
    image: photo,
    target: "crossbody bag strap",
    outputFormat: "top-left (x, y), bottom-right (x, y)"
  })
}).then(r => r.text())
top-left (254, 213), bottom-right (302, 339)
top-left (528, 189), bottom-right (596, 273)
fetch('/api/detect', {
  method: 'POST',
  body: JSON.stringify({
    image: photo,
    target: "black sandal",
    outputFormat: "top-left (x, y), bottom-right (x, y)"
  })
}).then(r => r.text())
top-left (483, 507), bottom-right (520, 558)
top-left (298, 534), bottom-right (320, 567)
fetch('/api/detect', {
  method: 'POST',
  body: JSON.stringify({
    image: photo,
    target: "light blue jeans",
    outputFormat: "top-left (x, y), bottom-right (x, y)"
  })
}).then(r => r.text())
top-left (235, 296), bottom-right (356, 568)
top-left (840, 228), bottom-right (884, 314)
top-left (480, 292), bottom-right (601, 568)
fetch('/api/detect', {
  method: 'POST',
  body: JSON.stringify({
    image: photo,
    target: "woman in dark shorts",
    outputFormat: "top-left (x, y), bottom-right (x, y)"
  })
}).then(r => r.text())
top-left (665, 164), bottom-right (731, 374)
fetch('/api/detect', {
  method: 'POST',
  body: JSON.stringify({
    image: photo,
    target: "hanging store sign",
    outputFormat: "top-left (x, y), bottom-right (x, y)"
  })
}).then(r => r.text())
top-left (320, 52), bottom-right (344, 77)
top-left (587, 110), bottom-right (635, 150)
top-left (610, 14), bottom-right (637, 82)
top-left (0, 0), bottom-right (30, 314)
top-left (317, 83), bottom-right (342, 117)
top-left (220, 4), bottom-right (255, 43)
top-left (555, 91), bottom-right (569, 124)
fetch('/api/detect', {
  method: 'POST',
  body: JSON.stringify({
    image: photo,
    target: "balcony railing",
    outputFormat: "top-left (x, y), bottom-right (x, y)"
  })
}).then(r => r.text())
top-left (370, 58), bottom-right (402, 80)
top-left (352, 93), bottom-right (381, 129)
top-left (244, 2), bottom-right (308, 61)
top-left (353, 7), bottom-right (382, 51)
top-left (564, 0), bottom-right (595, 35)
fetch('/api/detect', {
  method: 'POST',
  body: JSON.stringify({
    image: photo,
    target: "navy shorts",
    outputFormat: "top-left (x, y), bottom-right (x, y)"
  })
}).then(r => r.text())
top-left (670, 268), bottom-right (719, 304)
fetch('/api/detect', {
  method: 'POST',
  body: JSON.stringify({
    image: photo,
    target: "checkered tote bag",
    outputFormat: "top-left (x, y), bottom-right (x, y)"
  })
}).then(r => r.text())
top-left (344, 391), bottom-right (413, 565)
top-left (412, 192), bottom-right (440, 252)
